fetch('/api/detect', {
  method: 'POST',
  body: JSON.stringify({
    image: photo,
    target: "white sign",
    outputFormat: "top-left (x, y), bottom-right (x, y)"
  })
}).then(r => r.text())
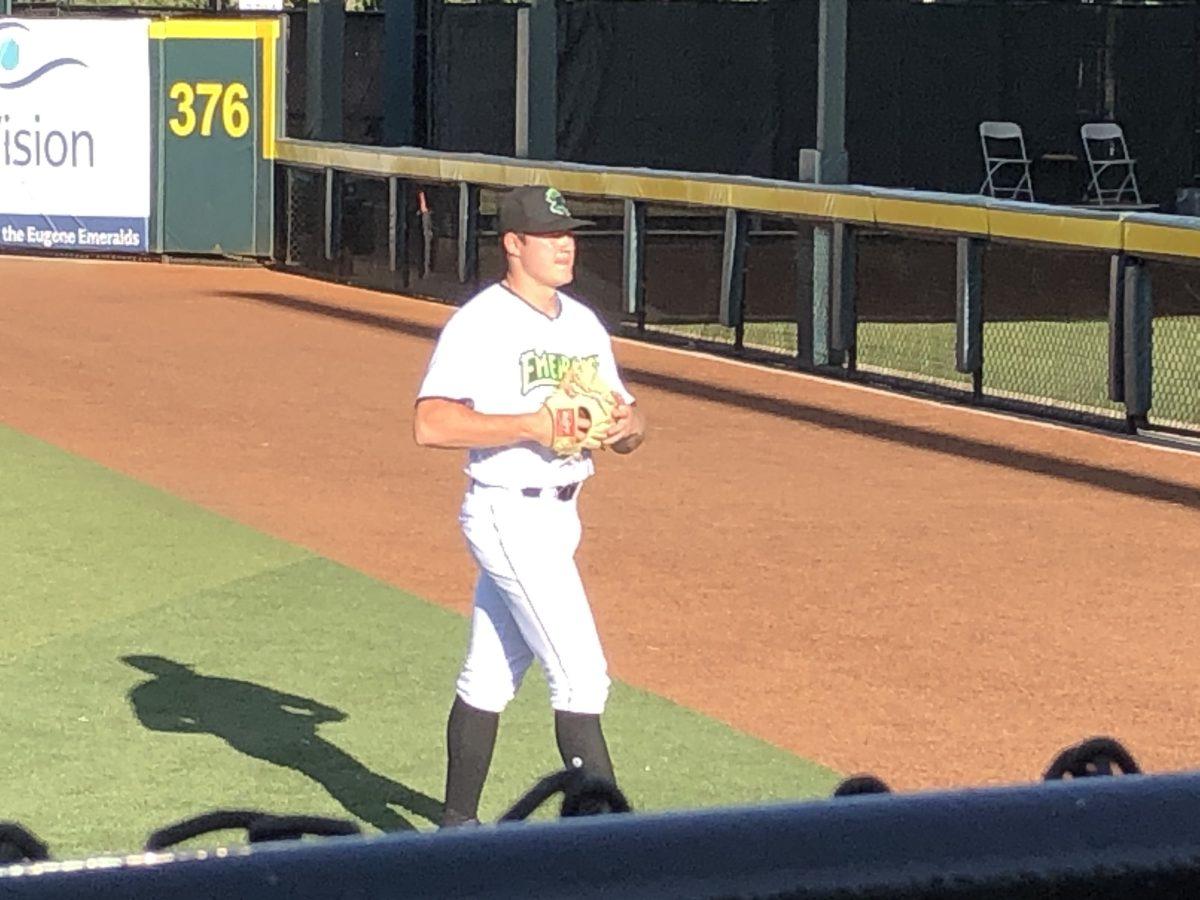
top-left (238, 0), bottom-right (284, 11)
top-left (0, 18), bottom-right (150, 252)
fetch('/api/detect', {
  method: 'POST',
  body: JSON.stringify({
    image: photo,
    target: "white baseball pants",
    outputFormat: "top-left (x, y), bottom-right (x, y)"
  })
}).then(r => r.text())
top-left (454, 481), bottom-right (610, 715)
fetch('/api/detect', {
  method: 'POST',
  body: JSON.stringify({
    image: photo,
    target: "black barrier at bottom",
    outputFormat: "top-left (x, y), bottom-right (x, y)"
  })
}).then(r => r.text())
top-left (6, 769), bottom-right (1200, 899)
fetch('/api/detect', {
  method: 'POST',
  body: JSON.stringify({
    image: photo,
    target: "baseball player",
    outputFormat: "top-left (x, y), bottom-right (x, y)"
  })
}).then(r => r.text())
top-left (414, 185), bottom-right (647, 828)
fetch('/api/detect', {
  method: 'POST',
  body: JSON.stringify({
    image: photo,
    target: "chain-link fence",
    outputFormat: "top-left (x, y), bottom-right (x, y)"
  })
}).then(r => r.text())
top-left (1145, 260), bottom-right (1200, 431)
top-left (283, 168), bottom-right (325, 270)
top-left (855, 234), bottom-right (969, 391)
top-left (277, 161), bottom-right (1200, 436)
top-left (981, 244), bottom-right (1125, 420)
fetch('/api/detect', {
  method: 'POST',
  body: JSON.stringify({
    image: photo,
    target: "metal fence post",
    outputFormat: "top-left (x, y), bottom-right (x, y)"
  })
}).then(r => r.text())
top-left (795, 226), bottom-right (814, 369)
top-left (283, 167), bottom-right (298, 266)
top-left (812, 226), bottom-right (838, 366)
top-left (457, 182), bottom-right (479, 284)
top-left (1122, 258), bottom-right (1153, 425)
top-left (956, 237), bottom-right (984, 398)
top-left (323, 167), bottom-right (341, 263)
top-left (622, 200), bottom-right (646, 333)
top-left (1108, 253), bottom-right (1128, 403)
top-left (829, 222), bottom-right (856, 370)
top-left (388, 176), bottom-right (409, 287)
top-left (719, 209), bottom-right (748, 349)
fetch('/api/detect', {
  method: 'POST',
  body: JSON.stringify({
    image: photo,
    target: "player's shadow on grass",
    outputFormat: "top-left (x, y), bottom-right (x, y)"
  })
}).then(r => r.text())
top-left (120, 654), bottom-right (442, 832)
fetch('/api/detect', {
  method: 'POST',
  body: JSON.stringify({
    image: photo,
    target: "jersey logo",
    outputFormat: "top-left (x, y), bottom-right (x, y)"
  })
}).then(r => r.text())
top-left (520, 350), bottom-right (599, 394)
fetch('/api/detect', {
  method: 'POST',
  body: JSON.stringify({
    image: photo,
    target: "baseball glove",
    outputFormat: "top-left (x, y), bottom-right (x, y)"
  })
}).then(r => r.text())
top-left (543, 358), bottom-right (619, 457)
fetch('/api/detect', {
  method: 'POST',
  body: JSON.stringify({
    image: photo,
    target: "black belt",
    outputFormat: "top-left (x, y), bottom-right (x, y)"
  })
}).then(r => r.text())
top-left (521, 483), bottom-right (579, 501)
top-left (470, 480), bottom-right (581, 501)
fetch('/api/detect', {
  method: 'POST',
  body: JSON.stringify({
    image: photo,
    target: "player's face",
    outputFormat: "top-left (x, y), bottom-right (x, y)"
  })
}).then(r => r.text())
top-left (513, 231), bottom-right (576, 287)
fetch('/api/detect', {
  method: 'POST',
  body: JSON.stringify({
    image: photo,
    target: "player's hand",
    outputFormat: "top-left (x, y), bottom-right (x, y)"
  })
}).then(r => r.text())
top-left (602, 396), bottom-right (644, 452)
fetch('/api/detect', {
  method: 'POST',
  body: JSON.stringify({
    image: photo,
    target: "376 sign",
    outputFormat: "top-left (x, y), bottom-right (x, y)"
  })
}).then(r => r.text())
top-left (167, 81), bottom-right (251, 139)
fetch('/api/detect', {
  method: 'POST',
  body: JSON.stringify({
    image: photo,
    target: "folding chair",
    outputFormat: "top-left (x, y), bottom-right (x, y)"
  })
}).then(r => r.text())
top-left (978, 121), bottom-right (1035, 202)
top-left (1080, 122), bottom-right (1143, 206)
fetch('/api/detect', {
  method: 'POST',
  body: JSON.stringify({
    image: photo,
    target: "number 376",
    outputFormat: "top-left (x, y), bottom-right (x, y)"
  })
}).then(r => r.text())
top-left (168, 81), bottom-right (251, 139)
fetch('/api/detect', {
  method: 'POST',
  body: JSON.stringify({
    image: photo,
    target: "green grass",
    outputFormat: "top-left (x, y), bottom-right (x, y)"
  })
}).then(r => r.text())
top-left (646, 317), bottom-right (1200, 426)
top-left (0, 424), bottom-right (839, 859)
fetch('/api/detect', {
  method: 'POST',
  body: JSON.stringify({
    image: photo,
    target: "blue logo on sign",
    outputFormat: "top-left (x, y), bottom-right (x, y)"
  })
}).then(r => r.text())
top-left (0, 37), bottom-right (18, 70)
top-left (0, 23), bottom-right (85, 89)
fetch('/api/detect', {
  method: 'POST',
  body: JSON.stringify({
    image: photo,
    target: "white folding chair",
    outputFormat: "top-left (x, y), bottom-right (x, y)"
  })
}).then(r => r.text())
top-left (978, 121), bottom-right (1035, 202)
top-left (1080, 123), bottom-right (1143, 206)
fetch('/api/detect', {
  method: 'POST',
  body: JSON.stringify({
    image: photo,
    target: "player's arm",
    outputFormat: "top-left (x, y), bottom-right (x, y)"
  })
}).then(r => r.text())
top-left (413, 397), bottom-right (552, 450)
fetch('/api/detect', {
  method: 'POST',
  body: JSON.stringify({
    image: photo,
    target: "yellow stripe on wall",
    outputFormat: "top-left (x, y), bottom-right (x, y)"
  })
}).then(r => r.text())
top-left (274, 138), bottom-right (1200, 262)
top-left (149, 19), bottom-right (270, 40)
top-left (875, 198), bottom-right (988, 236)
top-left (1123, 221), bottom-right (1200, 260)
top-left (275, 141), bottom-right (879, 224)
top-left (258, 19), bottom-right (279, 159)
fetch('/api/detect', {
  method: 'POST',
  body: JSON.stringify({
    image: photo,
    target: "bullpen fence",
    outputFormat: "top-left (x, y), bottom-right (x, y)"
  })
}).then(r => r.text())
top-left (274, 139), bottom-right (1200, 437)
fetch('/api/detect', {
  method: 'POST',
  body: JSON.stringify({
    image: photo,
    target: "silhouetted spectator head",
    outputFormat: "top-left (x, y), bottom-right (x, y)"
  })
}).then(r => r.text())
top-left (1044, 736), bottom-right (1142, 780)
top-left (833, 774), bottom-right (892, 797)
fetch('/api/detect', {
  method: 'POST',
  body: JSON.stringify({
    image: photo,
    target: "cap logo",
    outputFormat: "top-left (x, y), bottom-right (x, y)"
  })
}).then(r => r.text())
top-left (545, 188), bottom-right (571, 217)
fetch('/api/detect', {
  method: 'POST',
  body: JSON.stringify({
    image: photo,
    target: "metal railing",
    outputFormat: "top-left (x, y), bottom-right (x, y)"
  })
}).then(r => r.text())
top-left (274, 137), bottom-right (1200, 436)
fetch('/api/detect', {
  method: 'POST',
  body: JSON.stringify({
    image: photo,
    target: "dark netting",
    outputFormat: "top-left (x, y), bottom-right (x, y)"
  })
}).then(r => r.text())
top-left (283, 166), bottom-right (325, 272)
top-left (995, 3), bottom-right (1107, 181)
top-left (855, 233), bottom-right (969, 390)
top-left (344, 13), bottom-right (385, 144)
top-left (557, 0), bottom-right (817, 179)
top-left (1144, 259), bottom-right (1200, 430)
top-left (405, 182), bottom-right (476, 303)
top-left (308, 1), bottom-right (1199, 202)
top-left (846, 2), bottom-right (1197, 205)
top-left (981, 244), bottom-right (1123, 419)
top-left (337, 173), bottom-right (397, 291)
top-left (1109, 5), bottom-right (1197, 210)
top-left (640, 206), bottom-right (730, 346)
top-left (284, 10), bottom-right (305, 139)
top-left (432, 3), bottom-right (518, 155)
top-left (847, 0), bottom-right (1004, 195)
top-left (285, 9), bottom-right (431, 146)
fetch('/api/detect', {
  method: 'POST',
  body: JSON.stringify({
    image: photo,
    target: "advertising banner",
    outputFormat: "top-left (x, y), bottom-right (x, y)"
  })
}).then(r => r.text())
top-left (0, 19), bottom-right (150, 252)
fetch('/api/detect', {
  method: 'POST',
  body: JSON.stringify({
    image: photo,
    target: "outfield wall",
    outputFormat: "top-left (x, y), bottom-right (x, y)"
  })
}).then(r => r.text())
top-left (0, 12), bottom-right (1196, 435)
top-left (0, 14), bottom-right (279, 258)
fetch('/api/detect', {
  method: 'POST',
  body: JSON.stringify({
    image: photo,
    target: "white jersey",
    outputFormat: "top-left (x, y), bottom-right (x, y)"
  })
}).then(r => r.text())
top-left (417, 282), bottom-right (634, 489)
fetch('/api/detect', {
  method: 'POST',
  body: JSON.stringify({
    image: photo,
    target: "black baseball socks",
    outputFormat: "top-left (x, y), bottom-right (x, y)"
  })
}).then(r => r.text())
top-left (441, 700), bottom-right (617, 828)
top-left (440, 696), bottom-right (499, 828)
top-left (554, 710), bottom-right (615, 783)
